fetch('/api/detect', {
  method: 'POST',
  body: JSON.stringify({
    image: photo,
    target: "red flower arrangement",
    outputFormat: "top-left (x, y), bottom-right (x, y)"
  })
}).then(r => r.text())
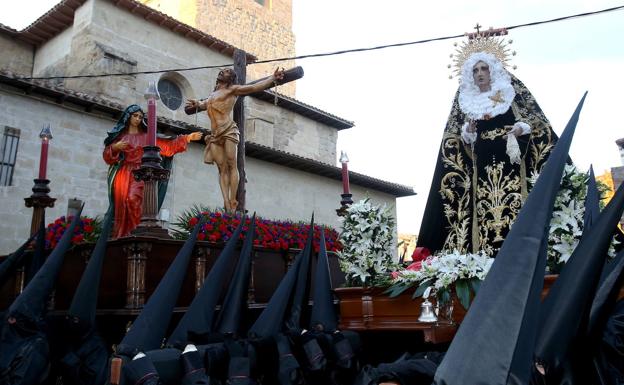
top-left (45, 215), bottom-right (102, 249)
top-left (410, 247), bottom-right (431, 265)
top-left (391, 247), bottom-right (430, 279)
top-left (172, 208), bottom-right (341, 253)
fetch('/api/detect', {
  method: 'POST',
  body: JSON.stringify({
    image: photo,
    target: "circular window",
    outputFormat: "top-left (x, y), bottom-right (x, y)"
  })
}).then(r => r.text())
top-left (158, 79), bottom-right (183, 110)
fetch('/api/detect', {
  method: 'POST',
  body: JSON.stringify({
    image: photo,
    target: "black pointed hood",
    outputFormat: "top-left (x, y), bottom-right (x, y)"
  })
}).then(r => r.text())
top-left (180, 345), bottom-right (210, 385)
top-left (535, 181), bottom-right (624, 376)
top-left (583, 166), bottom-right (601, 234)
top-left (248, 251), bottom-right (303, 339)
top-left (0, 234), bottom-right (37, 288)
top-left (588, 248), bottom-right (624, 337)
top-left (216, 214), bottom-right (257, 336)
top-left (284, 214), bottom-right (314, 333)
top-left (434, 93), bottom-right (587, 385)
top-left (167, 215), bottom-right (246, 347)
top-left (8, 205), bottom-right (84, 324)
top-left (117, 217), bottom-right (205, 355)
top-left (122, 355), bottom-right (160, 385)
top-left (309, 229), bottom-right (337, 332)
top-left (66, 208), bottom-right (114, 333)
top-left (25, 214), bottom-right (47, 285)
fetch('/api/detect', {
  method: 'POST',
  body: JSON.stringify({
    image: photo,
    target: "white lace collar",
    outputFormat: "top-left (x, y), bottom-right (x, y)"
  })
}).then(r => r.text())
top-left (457, 52), bottom-right (515, 120)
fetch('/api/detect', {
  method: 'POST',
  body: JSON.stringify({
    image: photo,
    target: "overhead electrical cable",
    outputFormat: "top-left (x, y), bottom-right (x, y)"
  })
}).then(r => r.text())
top-left (16, 4), bottom-right (624, 81)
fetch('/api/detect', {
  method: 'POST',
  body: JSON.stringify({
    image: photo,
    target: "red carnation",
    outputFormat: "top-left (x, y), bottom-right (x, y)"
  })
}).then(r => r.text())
top-left (405, 261), bottom-right (423, 271)
top-left (411, 247), bottom-right (431, 262)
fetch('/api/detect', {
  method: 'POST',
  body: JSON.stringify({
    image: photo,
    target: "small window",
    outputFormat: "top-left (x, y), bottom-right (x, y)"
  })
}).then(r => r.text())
top-left (0, 127), bottom-right (20, 186)
top-left (158, 78), bottom-right (183, 110)
top-left (254, 0), bottom-right (265, 5)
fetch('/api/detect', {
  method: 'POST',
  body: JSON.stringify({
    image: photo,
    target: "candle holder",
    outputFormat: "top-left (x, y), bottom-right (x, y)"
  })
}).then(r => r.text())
top-left (24, 178), bottom-right (56, 237)
top-left (131, 81), bottom-right (170, 238)
top-left (18, 124), bottom-right (57, 293)
top-left (131, 147), bottom-right (171, 238)
top-left (336, 193), bottom-right (354, 217)
top-left (336, 151), bottom-right (353, 216)
top-left (19, 180), bottom-right (56, 294)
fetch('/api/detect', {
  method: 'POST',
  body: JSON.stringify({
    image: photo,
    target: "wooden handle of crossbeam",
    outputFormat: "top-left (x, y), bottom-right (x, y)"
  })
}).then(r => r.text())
top-left (110, 357), bottom-right (122, 385)
top-left (184, 66), bottom-right (304, 115)
top-left (247, 65), bottom-right (304, 86)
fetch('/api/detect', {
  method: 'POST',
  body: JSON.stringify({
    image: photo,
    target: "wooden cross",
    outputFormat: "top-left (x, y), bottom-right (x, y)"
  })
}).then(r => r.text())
top-left (233, 50), bottom-right (247, 213)
top-left (474, 23), bottom-right (482, 34)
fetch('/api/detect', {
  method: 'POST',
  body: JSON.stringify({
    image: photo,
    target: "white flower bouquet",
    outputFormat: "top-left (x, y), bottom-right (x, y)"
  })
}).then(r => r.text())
top-left (337, 198), bottom-right (397, 287)
top-left (529, 164), bottom-right (618, 272)
top-left (387, 250), bottom-right (494, 309)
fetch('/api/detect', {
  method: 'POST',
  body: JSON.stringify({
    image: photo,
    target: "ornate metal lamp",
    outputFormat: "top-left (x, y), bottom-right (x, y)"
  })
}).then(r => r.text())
top-left (131, 81), bottom-right (170, 238)
top-left (19, 124), bottom-right (57, 292)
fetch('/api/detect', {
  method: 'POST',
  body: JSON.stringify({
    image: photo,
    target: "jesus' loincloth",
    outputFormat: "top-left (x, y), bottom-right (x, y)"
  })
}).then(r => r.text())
top-left (203, 120), bottom-right (240, 164)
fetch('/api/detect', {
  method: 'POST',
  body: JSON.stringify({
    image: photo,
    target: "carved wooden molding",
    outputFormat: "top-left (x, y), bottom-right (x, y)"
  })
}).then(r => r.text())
top-left (123, 242), bottom-right (151, 309)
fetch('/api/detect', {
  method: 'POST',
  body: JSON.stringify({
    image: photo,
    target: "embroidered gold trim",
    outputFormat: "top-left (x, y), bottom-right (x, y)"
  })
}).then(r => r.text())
top-left (475, 162), bottom-right (522, 255)
top-left (481, 128), bottom-right (509, 141)
top-left (439, 133), bottom-right (471, 254)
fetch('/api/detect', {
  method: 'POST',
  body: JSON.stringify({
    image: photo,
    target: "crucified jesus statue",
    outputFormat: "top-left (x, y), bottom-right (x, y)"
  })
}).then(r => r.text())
top-left (185, 68), bottom-right (285, 212)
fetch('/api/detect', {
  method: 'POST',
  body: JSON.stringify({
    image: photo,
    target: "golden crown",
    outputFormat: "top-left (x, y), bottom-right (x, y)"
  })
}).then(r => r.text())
top-left (448, 26), bottom-right (516, 79)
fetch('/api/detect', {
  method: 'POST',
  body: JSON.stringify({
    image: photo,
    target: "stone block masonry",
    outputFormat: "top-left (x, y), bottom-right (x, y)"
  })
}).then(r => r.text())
top-left (141, 0), bottom-right (297, 97)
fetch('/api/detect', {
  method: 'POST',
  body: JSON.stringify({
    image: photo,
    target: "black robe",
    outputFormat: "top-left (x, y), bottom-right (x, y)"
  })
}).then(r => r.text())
top-left (418, 75), bottom-right (558, 255)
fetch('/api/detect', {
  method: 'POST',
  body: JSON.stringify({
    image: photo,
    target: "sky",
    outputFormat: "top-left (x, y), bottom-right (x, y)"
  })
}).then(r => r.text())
top-left (1, 0), bottom-right (623, 235)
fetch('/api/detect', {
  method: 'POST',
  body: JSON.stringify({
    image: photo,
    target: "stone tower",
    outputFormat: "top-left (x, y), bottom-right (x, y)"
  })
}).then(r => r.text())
top-left (141, 0), bottom-right (296, 96)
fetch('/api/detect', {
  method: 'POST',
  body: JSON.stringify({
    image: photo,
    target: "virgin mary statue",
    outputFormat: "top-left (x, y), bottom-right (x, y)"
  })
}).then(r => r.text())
top-left (417, 34), bottom-right (559, 256)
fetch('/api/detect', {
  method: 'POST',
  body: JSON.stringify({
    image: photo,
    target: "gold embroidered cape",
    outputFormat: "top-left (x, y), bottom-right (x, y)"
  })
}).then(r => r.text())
top-left (418, 75), bottom-right (558, 255)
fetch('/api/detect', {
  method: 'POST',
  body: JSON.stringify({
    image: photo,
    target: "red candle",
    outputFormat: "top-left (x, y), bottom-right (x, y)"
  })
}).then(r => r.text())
top-left (38, 138), bottom-right (49, 179)
top-left (38, 124), bottom-right (52, 180)
top-left (341, 162), bottom-right (350, 194)
top-left (144, 80), bottom-right (160, 146)
top-left (147, 98), bottom-right (157, 146)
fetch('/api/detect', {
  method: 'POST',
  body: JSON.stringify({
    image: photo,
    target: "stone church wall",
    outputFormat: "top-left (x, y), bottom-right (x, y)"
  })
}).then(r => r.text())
top-left (0, 33), bottom-right (33, 75)
top-left (0, 0), bottom-right (388, 255)
top-left (245, 97), bottom-right (337, 165)
top-left (0, 91), bottom-right (112, 252)
top-left (14, 0), bottom-right (333, 164)
top-left (141, 0), bottom-right (296, 97)
top-left (0, 89), bottom-right (393, 254)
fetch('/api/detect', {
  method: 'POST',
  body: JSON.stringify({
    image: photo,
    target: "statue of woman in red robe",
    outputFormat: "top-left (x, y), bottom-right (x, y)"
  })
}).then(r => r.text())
top-left (103, 104), bottom-right (202, 239)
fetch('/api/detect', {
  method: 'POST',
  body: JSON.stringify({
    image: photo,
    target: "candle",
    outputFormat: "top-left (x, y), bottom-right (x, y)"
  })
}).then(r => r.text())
top-left (38, 124), bottom-right (53, 179)
top-left (340, 151), bottom-right (350, 194)
top-left (144, 81), bottom-right (160, 146)
top-left (147, 98), bottom-right (157, 146)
